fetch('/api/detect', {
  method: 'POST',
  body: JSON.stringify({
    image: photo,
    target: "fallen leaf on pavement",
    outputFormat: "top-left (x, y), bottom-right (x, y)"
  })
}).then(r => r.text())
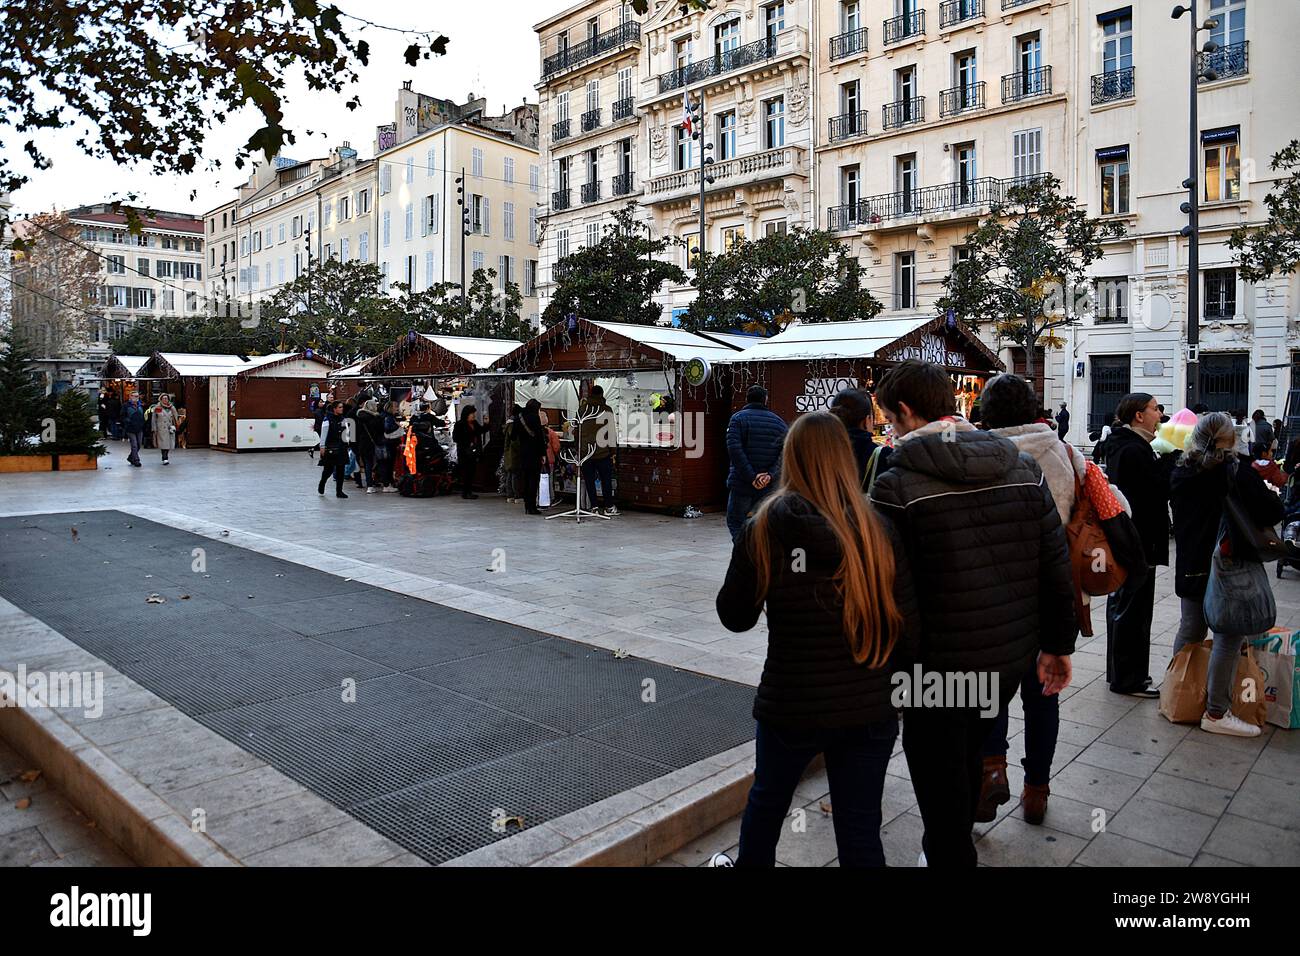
top-left (19, 770), bottom-right (41, 783)
top-left (15, 798), bottom-right (31, 810)
top-left (146, 593), bottom-right (165, 604)
top-left (819, 801), bottom-right (832, 815)
top-left (613, 648), bottom-right (629, 659)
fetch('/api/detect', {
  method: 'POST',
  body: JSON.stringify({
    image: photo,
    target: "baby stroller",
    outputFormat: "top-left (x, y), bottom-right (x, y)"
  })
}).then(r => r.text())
top-left (396, 416), bottom-right (454, 497)
top-left (1277, 489), bottom-right (1300, 579)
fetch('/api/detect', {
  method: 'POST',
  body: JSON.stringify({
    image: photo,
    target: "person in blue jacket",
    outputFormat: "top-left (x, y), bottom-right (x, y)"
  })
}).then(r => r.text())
top-left (725, 385), bottom-right (788, 540)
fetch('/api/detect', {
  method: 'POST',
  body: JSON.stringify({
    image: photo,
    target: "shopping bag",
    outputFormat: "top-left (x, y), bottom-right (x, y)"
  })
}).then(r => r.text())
top-left (1203, 552), bottom-right (1276, 635)
top-left (343, 450), bottom-right (357, 479)
top-left (538, 472), bottom-right (553, 508)
top-left (1249, 629), bottom-right (1300, 729)
top-left (1232, 644), bottom-right (1269, 728)
top-left (1159, 639), bottom-right (1212, 724)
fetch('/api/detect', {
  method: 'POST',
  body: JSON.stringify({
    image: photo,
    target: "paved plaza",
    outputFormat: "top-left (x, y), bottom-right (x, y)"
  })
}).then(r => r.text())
top-left (1, 442), bottom-right (1297, 866)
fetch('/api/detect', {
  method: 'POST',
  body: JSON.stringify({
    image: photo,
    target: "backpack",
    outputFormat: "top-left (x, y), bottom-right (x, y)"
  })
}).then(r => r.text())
top-left (1065, 472), bottom-right (1127, 636)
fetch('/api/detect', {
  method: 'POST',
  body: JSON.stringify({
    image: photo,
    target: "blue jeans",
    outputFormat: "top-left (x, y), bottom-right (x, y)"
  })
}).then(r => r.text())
top-left (581, 457), bottom-right (613, 510)
top-left (737, 718), bottom-right (898, 867)
top-left (982, 669), bottom-right (1059, 786)
top-left (1172, 596), bottom-right (1248, 718)
top-left (726, 488), bottom-right (767, 540)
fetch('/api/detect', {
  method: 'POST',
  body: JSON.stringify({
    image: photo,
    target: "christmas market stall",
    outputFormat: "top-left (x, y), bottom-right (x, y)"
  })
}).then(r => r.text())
top-left (141, 351), bottom-right (339, 451)
top-left (492, 319), bottom-right (746, 513)
top-left (329, 334), bottom-right (524, 490)
top-left (730, 315), bottom-right (1003, 431)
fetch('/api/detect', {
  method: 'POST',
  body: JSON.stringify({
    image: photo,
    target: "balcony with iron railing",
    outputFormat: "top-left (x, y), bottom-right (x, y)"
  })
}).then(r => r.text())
top-left (829, 110), bottom-right (869, 143)
top-left (940, 81), bottom-right (985, 117)
top-left (658, 36), bottom-right (778, 94)
top-left (882, 96), bottom-right (925, 130)
top-left (646, 145), bottom-right (807, 202)
top-left (552, 119), bottom-right (571, 142)
top-left (826, 173), bottom-right (1048, 231)
top-left (1001, 0), bottom-right (1042, 9)
top-left (612, 96), bottom-right (634, 121)
top-left (1091, 66), bottom-right (1135, 105)
top-left (552, 188), bottom-right (572, 211)
top-left (581, 108), bottom-right (602, 133)
top-left (542, 21), bottom-right (641, 80)
top-left (581, 180), bottom-right (601, 203)
top-left (1002, 66), bottom-right (1052, 102)
top-left (1200, 40), bottom-right (1248, 81)
top-left (884, 9), bottom-right (925, 45)
top-left (829, 27), bottom-right (867, 60)
top-left (612, 172), bottom-right (635, 196)
top-left (939, 0), bottom-right (983, 29)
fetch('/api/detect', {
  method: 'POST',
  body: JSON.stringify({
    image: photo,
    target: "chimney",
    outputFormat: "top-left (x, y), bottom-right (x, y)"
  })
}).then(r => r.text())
top-left (402, 80), bottom-right (413, 91)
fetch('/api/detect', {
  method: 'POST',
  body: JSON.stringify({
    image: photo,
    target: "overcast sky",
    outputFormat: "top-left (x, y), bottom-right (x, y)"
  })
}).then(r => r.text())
top-left (8, 0), bottom-right (545, 218)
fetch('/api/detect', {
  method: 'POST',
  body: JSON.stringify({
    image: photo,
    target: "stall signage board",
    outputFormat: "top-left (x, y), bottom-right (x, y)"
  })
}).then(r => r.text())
top-left (795, 377), bottom-right (858, 413)
top-left (884, 332), bottom-right (967, 369)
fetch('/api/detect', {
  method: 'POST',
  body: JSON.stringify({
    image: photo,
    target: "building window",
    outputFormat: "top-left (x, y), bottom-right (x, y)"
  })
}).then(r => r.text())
top-left (338, 196), bottom-right (350, 220)
top-left (556, 228), bottom-right (570, 260)
top-left (472, 250), bottom-right (485, 273)
top-left (1095, 277), bottom-right (1128, 324)
top-left (426, 194), bottom-right (440, 233)
top-left (472, 148), bottom-right (484, 178)
top-left (504, 156), bottom-right (515, 184)
top-left (764, 1), bottom-right (785, 41)
top-left (357, 189), bottom-right (370, 215)
top-left (1098, 147), bottom-right (1130, 214)
top-left (717, 111), bottom-right (736, 160)
top-left (504, 202), bottom-right (516, 241)
top-left (585, 222), bottom-right (600, 248)
top-left (765, 97), bottom-right (785, 149)
top-left (427, 147), bottom-right (436, 176)
top-left (684, 231), bottom-right (700, 269)
top-left (1012, 128), bottom-right (1043, 180)
top-left (106, 255), bottom-right (125, 274)
top-left (1205, 268), bottom-right (1237, 319)
top-left (675, 125), bottom-right (692, 171)
top-left (341, 237), bottom-right (351, 261)
top-left (1102, 12), bottom-right (1133, 75)
top-left (1203, 128), bottom-right (1241, 202)
top-left (897, 154), bottom-right (917, 214)
top-left (895, 252), bottom-right (916, 310)
top-left (763, 220), bottom-right (788, 237)
top-left (715, 17), bottom-right (740, 58)
top-left (404, 203), bottom-right (414, 241)
top-left (405, 255), bottom-right (416, 287)
top-left (380, 164), bottom-right (392, 195)
top-left (530, 164), bottom-right (540, 192)
top-left (405, 156), bottom-right (414, 184)
top-left (841, 165), bottom-right (860, 208)
top-left (722, 225), bottom-right (745, 252)
top-left (382, 210), bottom-right (391, 247)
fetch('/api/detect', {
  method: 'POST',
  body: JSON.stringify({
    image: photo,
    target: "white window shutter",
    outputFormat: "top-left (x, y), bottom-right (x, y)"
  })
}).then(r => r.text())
top-left (421, 197), bottom-right (429, 237)
top-left (432, 195), bottom-right (440, 233)
top-left (483, 197), bottom-right (491, 235)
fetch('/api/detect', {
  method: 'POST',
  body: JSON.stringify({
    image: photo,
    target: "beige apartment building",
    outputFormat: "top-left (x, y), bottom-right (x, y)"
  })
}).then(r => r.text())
top-left (534, 0), bottom-right (645, 322)
top-left (372, 86), bottom-right (541, 325)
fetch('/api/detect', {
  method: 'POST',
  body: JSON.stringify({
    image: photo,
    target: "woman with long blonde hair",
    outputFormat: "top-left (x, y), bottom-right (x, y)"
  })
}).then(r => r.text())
top-left (714, 411), bottom-right (918, 867)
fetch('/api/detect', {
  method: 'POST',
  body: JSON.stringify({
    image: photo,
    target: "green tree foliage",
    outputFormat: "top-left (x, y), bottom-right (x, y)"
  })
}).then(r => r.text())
top-left (38, 388), bottom-right (105, 457)
top-left (542, 203), bottom-right (686, 328)
top-left (684, 227), bottom-right (880, 337)
top-left (0, 328), bottom-right (50, 454)
top-left (1228, 139), bottom-right (1300, 282)
top-left (936, 175), bottom-right (1124, 381)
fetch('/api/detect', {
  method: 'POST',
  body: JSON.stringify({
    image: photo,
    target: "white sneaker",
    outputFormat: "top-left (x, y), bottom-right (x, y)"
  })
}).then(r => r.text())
top-left (707, 852), bottom-right (734, 868)
top-left (1200, 711), bottom-right (1261, 738)
top-left (366, 486), bottom-right (377, 494)
top-left (162, 459), bottom-right (169, 465)
top-left (604, 506), bottom-right (621, 517)
top-left (918, 850), bottom-right (927, 867)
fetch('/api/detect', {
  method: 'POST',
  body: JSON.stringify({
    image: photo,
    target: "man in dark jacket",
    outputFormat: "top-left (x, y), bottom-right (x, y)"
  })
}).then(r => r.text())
top-left (725, 385), bottom-right (788, 540)
top-left (121, 396), bottom-right (145, 467)
top-left (577, 384), bottom-right (619, 516)
top-left (1250, 409), bottom-right (1274, 458)
top-left (829, 387), bottom-right (892, 491)
top-left (1102, 392), bottom-right (1175, 697)
top-left (1056, 403), bottom-right (1070, 444)
top-left (869, 360), bottom-right (1077, 867)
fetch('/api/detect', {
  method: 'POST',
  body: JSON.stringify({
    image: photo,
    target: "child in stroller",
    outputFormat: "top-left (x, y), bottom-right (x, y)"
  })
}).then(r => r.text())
top-left (395, 411), bottom-right (455, 497)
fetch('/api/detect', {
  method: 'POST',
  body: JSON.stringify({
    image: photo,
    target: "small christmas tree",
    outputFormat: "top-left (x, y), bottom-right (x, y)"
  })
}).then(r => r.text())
top-left (0, 329), bottom-right (50, 455)
top-left (41, 388), bottom-right (105, 457)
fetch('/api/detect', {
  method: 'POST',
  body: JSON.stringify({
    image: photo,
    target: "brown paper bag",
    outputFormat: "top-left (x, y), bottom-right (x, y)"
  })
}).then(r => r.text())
top-left (1160, 639), bottom-right (1212, 724)
top-left (1232, 645), bottom-right (1269, 728)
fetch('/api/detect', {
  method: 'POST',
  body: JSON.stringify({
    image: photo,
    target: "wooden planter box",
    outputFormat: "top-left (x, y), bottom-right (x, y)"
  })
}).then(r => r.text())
top-left (0, 454), bottom-right (100, 473)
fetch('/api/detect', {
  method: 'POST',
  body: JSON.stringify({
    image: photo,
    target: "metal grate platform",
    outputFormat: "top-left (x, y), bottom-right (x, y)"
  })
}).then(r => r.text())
top-left (0, 511), bottom-right (757, 864)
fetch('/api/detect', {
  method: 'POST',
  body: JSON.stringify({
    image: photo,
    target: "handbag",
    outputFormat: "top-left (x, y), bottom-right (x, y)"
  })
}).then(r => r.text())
top-left (1222, 464), bottom-right (1286, 562)
top-left (374, 442), bottom-right (390, 462)
top-left (1203, 548), bottom-right (1276, 635)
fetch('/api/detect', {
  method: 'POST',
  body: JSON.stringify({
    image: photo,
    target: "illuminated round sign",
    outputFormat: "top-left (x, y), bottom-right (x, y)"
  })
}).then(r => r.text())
top-left (683, 357), bottom-right (711, 387)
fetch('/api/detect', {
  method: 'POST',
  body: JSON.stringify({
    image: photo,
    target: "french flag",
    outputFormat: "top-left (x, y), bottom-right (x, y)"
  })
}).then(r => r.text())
top-left (682, 91), bottom-right (694, 136)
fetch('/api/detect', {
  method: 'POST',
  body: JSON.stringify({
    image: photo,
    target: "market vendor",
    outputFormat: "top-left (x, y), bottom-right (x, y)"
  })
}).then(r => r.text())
top-left (577, 384), bottom-right (620, 516)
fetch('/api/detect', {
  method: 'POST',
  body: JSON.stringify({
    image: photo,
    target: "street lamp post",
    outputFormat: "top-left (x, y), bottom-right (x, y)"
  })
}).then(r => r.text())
top-left (1172, 4), bottom-right (1222, 408)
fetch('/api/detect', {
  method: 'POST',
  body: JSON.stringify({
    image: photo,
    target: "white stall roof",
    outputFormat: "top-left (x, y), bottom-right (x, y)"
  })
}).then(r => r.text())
top-left (331, 357), bottom-right (372, 379)
top-left (696, 331), bottom-right (767, 351)
top-left (155, 352), bottom-right (306, 377)
top-left (109, 355), bottom-right (150, 376)
top-left (419, 334), bottom-right (522, 370)
top-left (732, 317), bottom-right (935, 362)
top-left (589, 321), bottom-right (743, 363)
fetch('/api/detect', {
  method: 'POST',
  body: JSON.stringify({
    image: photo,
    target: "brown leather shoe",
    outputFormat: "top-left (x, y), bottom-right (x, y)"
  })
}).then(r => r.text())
top-left (1021, 783), bottom-right (1050, 825)
top-left (975, 756), bottom-right (1010, 822)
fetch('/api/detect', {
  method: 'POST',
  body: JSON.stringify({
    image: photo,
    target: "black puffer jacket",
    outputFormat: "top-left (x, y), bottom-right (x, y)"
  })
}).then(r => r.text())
top-left (869, 427), bottom-right (1077, 682)
top-left (1104, 426), bottom-right (1176, 566)
top-left (716, 493), bottom-right (920, 729)
top-left (1171, 453), bottom-right (1285, 599)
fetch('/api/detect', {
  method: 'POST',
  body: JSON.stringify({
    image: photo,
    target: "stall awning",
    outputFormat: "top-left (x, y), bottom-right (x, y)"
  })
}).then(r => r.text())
top-left (731, 315), bottom-right (1003, 372)
top-left (100, 355), bottom-right (150, 378)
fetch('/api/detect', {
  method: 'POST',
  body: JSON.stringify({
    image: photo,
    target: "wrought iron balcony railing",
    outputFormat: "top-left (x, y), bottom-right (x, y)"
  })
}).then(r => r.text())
top-left (658, 36), bottom-right (777, 93)
top-left (829, 27), bottom-right (867, 59)
top-left (581, 108), bottom-right (602, 133)
top-left (552, 119), bottom-right (571, 142)
top-left (612, 96), bottom-right (634, 121)
top-left (826, 173), bottom-right (1048, 230)
top-left (882, 96), bottom-right (925, 130)
top-left (581, 181), bottom-right (601, 203)
top-left (1001, 65), bottom-right (1052, 102)
top-left (542, 21), bottom-right (641, 79)
top-left (884, 9), bottom-right (925, 45)
top-left (1091, 66), bottom-right (1135, 105)
top-left (1199, 40), bottom-right (1248, 81)
top-left (940, 0), bottom-right (983, 28)
top-left (940, 81), bottom-right (985, 117)
top-left (552, 188), bottom-right (572, 211)
top-left (612, 172), bottom-right (635, 196)
top-left (1002, 0), bottom-right (1039, 9)
top-left (828, 110), bottom-right (869, 142)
